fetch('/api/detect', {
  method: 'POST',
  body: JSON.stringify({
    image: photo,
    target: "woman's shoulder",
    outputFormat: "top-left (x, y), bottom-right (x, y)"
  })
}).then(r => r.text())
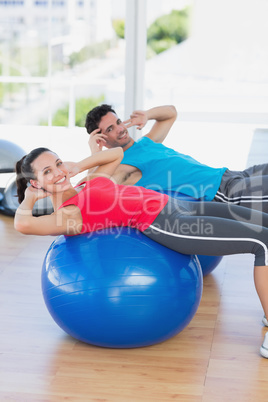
top-left (81, 176), bottom-right (114, 187)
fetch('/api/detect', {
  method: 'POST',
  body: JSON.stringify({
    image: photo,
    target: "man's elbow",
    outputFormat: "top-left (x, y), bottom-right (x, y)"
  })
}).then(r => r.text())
top-left (170, 105), bottom-right (177, 119)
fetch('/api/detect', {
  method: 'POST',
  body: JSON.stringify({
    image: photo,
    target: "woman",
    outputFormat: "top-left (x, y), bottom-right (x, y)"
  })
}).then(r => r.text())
top-left (15, 145), bottom-right (268, 358)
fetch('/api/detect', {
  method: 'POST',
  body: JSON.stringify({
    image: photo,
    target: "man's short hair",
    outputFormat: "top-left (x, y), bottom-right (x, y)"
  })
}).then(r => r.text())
top-left (85, 104), bottom-right (116, 134)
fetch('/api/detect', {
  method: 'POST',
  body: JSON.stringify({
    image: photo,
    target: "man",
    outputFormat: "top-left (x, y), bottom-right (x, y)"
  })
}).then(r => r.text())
top-left (85, 104), bottom-right (268, 212)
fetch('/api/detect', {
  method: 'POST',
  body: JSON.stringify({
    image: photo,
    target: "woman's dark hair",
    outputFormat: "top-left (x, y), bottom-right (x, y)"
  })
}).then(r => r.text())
top-left (15, 147), bottom-right (51, 204)
top-left (85, 104), bottom-right (116, 134)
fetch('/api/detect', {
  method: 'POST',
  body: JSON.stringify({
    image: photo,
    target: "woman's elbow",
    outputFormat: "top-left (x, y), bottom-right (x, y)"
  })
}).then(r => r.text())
top-left (14, 218), bottom-right (31, 235)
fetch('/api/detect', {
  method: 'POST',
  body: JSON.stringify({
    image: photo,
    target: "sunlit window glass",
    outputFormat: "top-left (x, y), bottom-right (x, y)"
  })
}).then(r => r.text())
top-left (145, 0), bottom-right (268, 124)
top-left (0, 0), bottom-right (126, 127)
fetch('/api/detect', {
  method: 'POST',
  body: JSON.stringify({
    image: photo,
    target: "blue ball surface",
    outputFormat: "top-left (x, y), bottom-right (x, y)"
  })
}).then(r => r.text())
top-left (42, 228), bottom-right (203, 348)
top-left (197, 255), bottom-right (223, 276)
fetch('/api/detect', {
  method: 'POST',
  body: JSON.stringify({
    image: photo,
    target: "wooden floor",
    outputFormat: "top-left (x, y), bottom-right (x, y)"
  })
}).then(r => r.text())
top-left (1, 214), bottom-right (268, 401)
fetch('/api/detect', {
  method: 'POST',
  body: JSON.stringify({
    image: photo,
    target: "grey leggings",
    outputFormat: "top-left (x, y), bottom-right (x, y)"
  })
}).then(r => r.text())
top-left (143, 198), bottom-right (268, 266)
top-left (213, 164), bottom-right (268, 213)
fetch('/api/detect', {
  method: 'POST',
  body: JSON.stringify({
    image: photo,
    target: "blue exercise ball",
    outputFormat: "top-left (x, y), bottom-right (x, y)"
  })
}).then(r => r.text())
top-left (197, 255), bottom-right (223, 276)
top-left (42, 228), bottom-right (203, 348)
top-left (163, 191), bottom-right (223, 276)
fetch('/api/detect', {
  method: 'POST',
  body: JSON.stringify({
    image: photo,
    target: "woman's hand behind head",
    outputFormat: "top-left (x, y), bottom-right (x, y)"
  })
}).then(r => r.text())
top-left (25, 185), bottom-right (49, 203)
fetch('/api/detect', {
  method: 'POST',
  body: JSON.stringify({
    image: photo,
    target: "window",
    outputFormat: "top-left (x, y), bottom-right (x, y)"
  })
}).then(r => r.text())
top-left (144, 0), bottom-right (268, 124)
top-left (0, 0), bottom-right (126, 127)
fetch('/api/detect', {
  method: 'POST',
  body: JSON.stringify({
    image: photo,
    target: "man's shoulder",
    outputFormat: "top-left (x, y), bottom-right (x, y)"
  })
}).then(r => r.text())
top-left (126, 136), bottom-right (168, 153)
top-left (138, 136), bottom-right (152, 143)
top-left (124, 136), bottom-right (150, 152)
top-left (133, 136), bottom-right (153, 147)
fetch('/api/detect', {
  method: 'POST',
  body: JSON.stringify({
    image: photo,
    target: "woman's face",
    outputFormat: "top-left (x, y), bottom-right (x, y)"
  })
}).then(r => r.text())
top-left (30, 151), bottom-right (71, 193)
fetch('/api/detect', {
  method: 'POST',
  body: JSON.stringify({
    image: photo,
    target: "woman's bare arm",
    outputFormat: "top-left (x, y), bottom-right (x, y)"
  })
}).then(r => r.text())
top-left (14, 187), bottom-right (82, 236)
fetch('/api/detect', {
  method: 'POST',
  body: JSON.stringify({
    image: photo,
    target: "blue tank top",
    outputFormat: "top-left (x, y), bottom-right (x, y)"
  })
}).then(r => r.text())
top-left (121, 137), bottom-right (227, 201)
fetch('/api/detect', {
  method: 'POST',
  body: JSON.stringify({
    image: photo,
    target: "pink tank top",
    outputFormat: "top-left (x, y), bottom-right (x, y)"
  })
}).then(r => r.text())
top-left (59, 177), bottom-right (169, 234)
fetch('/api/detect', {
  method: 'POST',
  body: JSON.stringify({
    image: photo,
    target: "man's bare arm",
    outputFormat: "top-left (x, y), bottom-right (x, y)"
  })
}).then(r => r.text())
top-left (124, 105), bottom-right (177, 143)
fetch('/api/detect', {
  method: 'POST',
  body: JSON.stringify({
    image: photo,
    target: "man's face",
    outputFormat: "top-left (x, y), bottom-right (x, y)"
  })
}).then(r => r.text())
top-left (98, 112), bottom-right (134, 150)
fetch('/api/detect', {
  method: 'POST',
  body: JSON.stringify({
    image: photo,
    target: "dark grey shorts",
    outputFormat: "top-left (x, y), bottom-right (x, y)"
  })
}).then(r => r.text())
top-left (213, 164), bottom-right (268, 213)
top-left (143, 197), bottom-right (268, 266)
